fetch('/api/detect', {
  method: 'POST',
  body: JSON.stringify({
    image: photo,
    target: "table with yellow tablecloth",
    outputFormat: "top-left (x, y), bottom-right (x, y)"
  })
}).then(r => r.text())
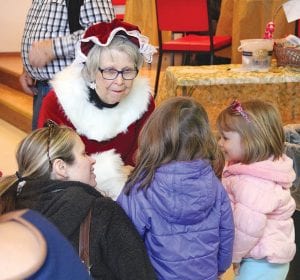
top-left (157, 64), bottom-right (300, 127)
top-left (216, 0), bottom-right (296, 63)
top-left (124, 0), bottom-right (157, 45)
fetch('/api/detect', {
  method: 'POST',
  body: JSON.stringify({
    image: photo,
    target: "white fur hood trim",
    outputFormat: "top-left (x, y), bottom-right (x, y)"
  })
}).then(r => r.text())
top-left (51, 64), bottom-right (152, 141)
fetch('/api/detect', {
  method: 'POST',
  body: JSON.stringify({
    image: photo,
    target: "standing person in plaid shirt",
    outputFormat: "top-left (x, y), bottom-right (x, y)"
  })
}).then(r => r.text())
top-left (19, 0), bottom-right (115, 130)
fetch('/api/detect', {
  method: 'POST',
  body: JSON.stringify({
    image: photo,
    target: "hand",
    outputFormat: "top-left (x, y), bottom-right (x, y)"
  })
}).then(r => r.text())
top-left (28, 39), bottom-right (55, 67)
top-left (233, 263), bottom-right (241, 276)
top-left (19, 69), bottom-right (35, 95)
top-left (122, 165), bottom-right (134, 177)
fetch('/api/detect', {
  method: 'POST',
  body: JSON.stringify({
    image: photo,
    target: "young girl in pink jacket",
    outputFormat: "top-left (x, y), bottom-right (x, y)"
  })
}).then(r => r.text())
top-left (217, 100), bottom-right (296, 280)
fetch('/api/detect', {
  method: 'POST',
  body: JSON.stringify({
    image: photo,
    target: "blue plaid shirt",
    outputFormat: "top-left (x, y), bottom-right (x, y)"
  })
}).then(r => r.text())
top-left (21, 0), bottom-right (115, 81)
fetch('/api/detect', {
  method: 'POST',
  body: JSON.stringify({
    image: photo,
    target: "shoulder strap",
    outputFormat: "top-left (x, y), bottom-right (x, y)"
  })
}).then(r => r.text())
top-left (79, 208), bottom-right (92, 274)
top-left (66, 0), bottom-right (84, 33)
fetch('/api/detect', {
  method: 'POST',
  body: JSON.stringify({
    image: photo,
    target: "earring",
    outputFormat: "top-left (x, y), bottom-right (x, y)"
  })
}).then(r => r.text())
top-left (89, 81), bottom-right (96, 90)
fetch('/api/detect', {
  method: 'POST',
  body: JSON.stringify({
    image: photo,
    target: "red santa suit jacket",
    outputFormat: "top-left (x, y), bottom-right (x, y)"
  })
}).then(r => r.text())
top-left (38, 64), bottom-right (155, 199)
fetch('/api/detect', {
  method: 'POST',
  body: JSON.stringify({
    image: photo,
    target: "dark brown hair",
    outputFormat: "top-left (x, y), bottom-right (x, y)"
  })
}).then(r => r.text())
top-left (124, 96), bottom-right (224, 194)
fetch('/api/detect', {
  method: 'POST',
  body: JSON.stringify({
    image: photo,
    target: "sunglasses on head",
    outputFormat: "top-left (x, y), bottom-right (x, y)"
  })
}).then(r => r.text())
top-left (43, 119), bottom-right (58, 169)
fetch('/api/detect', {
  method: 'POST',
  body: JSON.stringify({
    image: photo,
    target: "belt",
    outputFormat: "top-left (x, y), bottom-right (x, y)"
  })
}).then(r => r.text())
top-left (34, 79), bottom-right (49, 86)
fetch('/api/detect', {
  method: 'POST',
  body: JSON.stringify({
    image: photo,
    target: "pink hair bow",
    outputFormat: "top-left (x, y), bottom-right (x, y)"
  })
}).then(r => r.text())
top-left (230, 100), bottom-right (251, 122)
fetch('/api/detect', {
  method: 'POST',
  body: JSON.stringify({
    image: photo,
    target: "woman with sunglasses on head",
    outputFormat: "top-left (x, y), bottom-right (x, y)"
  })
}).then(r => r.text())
top-left (0, 123), bottom-right (156, 280)
top-left (217, 100), bottom-right (296, 280)
top-left (37, 19), bottom-right (156, 200)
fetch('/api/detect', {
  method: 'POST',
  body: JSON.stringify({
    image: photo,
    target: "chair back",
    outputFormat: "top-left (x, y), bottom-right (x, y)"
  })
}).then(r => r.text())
top-left (155, 0), bottom-right (210, 32)
top-left (153, 0), bottom-right (231, 98)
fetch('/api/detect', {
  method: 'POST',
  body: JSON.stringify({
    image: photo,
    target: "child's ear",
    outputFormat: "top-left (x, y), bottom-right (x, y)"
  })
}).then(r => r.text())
top-left (51, 158), bottom-right (68, 180)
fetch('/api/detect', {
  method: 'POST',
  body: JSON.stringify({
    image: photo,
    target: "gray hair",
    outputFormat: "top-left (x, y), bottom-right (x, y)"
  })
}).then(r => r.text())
top-left (81, 35), bottom-right (144, 83)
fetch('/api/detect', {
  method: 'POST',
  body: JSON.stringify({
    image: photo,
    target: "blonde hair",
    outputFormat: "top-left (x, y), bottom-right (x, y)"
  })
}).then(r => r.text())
top-left (0, 125), bottom-right (78, 213)
top-left (216, 99), bottom-right (285, 164)
top-left (124, 96), bottom-right (224, 194)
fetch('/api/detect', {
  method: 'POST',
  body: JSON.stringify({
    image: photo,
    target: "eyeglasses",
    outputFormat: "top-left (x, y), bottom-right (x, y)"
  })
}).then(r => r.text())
top-left (98, 67), bottom-right (138, 80)
top-left (44, 119), bottom-right (57, 169)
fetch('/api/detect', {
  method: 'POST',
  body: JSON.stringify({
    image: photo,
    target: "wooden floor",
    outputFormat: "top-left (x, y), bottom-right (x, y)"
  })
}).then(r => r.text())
top-left (0, 53), bottom-right (23, 74)
top-left (0, 118), bottom-right (26, 175)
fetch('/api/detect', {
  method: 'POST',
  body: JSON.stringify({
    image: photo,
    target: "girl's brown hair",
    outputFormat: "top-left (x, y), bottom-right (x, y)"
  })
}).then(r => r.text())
top-left (124, 96), bottom-right (224, 194)
top-left (216, 99), bottom-right (285, 164)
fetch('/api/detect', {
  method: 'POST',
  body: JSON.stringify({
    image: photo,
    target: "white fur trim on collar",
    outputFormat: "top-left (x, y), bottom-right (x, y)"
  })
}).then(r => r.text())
top-left (92, 150), bottom-right (127, 200)
top-left (51, 64), bottom-right (152, 141)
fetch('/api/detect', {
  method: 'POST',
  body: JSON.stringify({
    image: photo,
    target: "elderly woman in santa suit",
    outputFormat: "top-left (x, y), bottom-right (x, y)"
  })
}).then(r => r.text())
top-left (38, 19), bottom-right (156, 200)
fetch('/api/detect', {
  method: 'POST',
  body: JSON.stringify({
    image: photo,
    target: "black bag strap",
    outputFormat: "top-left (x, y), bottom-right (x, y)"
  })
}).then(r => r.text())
top-left (66, 0), bottom-right (84, 33)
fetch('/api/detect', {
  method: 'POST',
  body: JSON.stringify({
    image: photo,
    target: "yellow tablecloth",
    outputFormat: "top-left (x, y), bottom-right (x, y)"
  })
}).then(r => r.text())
top-left (124, 0), bottom-right (171, 46)
top-left (158, 64), bottom-right (300, 127)
top-left (216, 0), bottom-right (296, 63)
top-left (125, 0), bottom-right (172, 46)
top-left (125, 0), bottom-right (157, 45)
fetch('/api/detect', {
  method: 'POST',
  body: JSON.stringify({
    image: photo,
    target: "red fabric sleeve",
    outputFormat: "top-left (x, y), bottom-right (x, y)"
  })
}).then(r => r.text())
top-left (37, 90), bottom-right (74, 129)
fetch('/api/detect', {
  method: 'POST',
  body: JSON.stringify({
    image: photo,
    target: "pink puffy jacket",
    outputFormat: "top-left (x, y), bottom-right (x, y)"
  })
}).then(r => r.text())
top-left (222, 155), bottom-right (296, 264)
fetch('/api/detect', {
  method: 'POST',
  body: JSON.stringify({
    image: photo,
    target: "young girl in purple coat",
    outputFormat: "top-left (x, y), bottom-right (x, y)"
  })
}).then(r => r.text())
top-left (117, 96), bottom-right (234, 280)
top-left (217, 100), bottom-right (296, 280)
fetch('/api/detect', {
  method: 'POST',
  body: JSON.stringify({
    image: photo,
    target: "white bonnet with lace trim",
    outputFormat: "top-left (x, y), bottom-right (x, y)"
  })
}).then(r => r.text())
top-left (74, 19), bottom-right (156, 65)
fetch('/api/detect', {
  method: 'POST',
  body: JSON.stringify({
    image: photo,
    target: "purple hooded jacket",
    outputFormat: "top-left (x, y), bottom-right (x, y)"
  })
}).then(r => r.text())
top-left (117, 160), bottom-right (234, 280)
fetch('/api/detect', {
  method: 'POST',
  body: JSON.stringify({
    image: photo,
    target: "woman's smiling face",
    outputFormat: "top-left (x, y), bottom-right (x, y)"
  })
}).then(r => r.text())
top-left (95, 49), bottom-right (136, 104)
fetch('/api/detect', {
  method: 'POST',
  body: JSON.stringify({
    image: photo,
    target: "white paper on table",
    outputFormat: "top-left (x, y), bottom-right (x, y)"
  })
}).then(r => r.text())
top-left (282, 0), bottom-right (300, 23)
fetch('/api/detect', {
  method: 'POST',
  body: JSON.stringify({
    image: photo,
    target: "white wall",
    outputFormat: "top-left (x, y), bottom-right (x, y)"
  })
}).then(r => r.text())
top-left (0, 0), bottom-right (31, 52)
